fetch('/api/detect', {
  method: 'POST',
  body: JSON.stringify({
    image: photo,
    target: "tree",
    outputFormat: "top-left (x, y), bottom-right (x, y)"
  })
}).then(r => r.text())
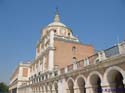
top-left (0, 82), bottom-right (9, 92)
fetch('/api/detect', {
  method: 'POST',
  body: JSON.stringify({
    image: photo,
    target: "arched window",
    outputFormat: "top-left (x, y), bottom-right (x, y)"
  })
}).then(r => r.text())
top-left (72, 57), bottom-right (77, 63)
top-left (72, 46), bottom-right (76, 54)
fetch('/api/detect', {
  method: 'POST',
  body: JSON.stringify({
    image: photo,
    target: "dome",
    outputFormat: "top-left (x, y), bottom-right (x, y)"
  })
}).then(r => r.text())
top-left (48, 9), bottom-right (66, 27)
top-left (48, 22), bottom-right (66, 27)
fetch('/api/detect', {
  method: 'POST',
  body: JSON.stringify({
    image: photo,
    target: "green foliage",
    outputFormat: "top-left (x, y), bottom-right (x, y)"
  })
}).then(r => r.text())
top-left (0, 82), bottom-right (9, 92)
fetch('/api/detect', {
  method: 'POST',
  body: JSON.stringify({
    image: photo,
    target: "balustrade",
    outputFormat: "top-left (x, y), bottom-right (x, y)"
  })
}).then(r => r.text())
top-left (67, 64), bottom-right (73, 72)
top-left (76, 60), bottom-right (84, 69)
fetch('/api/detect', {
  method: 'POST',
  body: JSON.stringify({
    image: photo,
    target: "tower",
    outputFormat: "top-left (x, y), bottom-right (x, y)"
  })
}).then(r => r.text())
top-left (33, 9), bottom-right (94, 73)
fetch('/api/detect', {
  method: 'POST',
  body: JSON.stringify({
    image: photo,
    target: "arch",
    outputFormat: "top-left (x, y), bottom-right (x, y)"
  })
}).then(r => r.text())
top-left (75, 75), bottom-right (86, 93)
top-left (53, 81), bottom-right (58, 93)
top-left (87, 71), bottom-right (103, 93)
top-left (67, 77), bottom-right (75, 93)
top-left (87, 71), bottom-right (103, 86)
top-left (103, 66), bottom-right (125, 84)
top-left (75, 75), bottom-right (87, 87)
top-left (67, 77), bottom-right (75, 84)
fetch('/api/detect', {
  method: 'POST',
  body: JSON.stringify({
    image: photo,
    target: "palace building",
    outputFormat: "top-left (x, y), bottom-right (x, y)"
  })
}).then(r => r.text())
top-left (9, 10), bottom-right (125, 93)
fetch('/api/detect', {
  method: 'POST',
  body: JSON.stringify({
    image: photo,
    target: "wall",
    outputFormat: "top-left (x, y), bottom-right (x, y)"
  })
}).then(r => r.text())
top-left (54, 39), bottom-right (94, 68)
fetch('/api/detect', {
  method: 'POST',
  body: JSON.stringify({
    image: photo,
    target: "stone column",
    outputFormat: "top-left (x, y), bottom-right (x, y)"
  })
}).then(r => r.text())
top-left (74, 83), bottom-right (80, 93)
top-left (58, 80), bottom-right (62, 93)
top-left (123, 79), bottom-right (125, 88)
top-left (101, 84), bottom-right (114, 93)
top-left (48, 85), bottom-right (52, 93)
top-left (74, 87), bottom-right (80, 93)
top-left (63, 78), bottom-right (70, 93)
top-left (51, 90), bottom-right (55, 93)
top-left (52, 84), bottom-right (56, 93)
top-left (29, 87), bottom-right (32, 93)
top-left (85, 85), bottom-right (95, 93)
top-left (43, 86), bottom-right (46, 93)
top-left (41, 87), bottom-right (44, 93)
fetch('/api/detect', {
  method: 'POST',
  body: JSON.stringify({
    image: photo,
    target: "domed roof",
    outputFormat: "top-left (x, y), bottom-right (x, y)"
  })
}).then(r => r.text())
top-left (48, 22), bottom-right (66, 27)
top-left (48, 9), bottom-right (66, 27)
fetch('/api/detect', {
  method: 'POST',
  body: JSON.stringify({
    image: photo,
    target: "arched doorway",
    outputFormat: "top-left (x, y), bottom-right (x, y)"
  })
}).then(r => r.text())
top-left (68, 79), bottom-right (74, 93)
top-left (90, 74), bottom-right (102, 93)
top-left (107, 70), bottom-right (125, 93)
top-left (77, 77), bottom-right (86, 93)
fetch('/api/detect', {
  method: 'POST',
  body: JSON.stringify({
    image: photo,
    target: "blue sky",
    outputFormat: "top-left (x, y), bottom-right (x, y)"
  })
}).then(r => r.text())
top-left (0, 0), bottom-right (125, 84)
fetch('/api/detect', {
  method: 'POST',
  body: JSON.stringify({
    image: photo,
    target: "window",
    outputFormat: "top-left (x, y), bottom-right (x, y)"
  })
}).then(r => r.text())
top-left (72, 57), bottom-right (77, 63)
top-left (54, 30), bottom-right (56, 33)
top-left (72, 46), bottom-right (76, 54)
top-left (68, 33), bottom-right (70, 36)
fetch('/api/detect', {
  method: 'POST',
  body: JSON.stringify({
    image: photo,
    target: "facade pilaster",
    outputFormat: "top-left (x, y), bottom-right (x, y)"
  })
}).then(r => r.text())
top-left (48, 30), bottom-right (54, 71)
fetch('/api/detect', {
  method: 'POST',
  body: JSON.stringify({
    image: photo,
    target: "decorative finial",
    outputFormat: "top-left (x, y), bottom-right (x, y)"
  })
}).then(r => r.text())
top-left (54, 7), bottom-right (60, 22)
top-left (56, 7), bottom-right (59, 15)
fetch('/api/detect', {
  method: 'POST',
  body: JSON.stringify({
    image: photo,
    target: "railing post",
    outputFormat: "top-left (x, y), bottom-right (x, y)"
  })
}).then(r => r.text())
top-left (73, 62), bottom-right (77, 70)
top-left (52, 72), bottom-right (55, 77)
top-left (85, 58), bottom-right (89, 65)
top-left (58, 70), bottom-right (61, 75)
top-left (84, 59), bottom-right (86, 66)
top-left (98, 51), bottom-right (106, 61)
top-left (100, 51), bottom-right (106, 60)
top-left (118, 42), bottom-right (125, 54)
top-left (65, 67), bottom-right (68, 73)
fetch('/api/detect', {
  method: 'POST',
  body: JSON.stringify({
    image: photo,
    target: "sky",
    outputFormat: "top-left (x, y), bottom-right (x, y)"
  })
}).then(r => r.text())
top-left (0, 0), bottom-right (125, 84)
